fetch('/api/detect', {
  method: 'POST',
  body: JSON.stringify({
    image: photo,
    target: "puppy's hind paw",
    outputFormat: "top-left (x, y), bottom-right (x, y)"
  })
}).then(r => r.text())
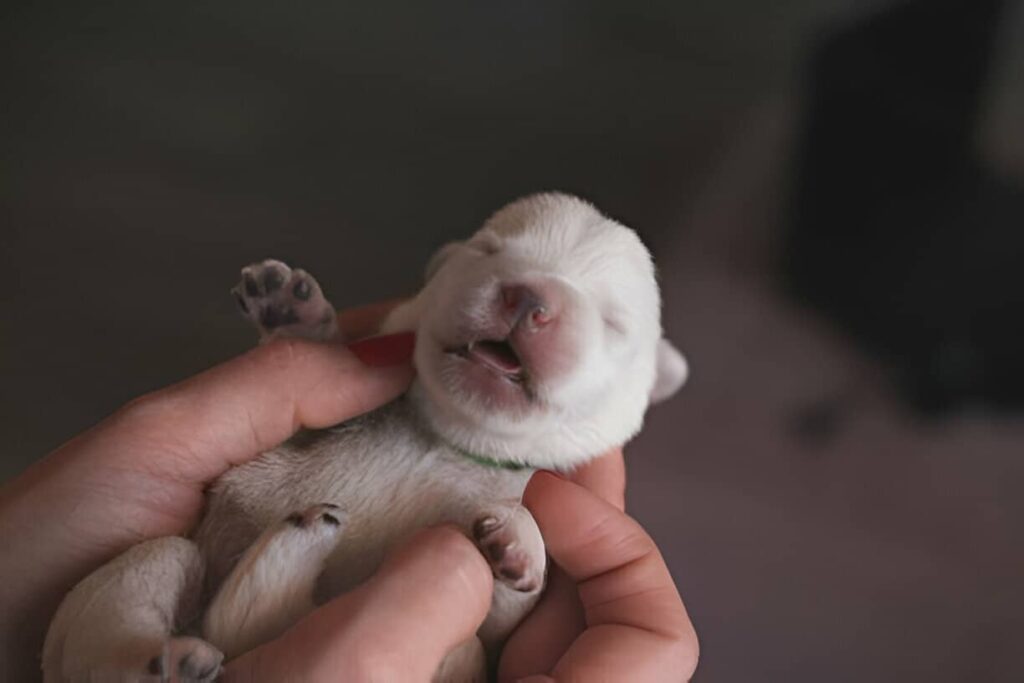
top-left (232, 259), bottom-right (339, 342)
top-left (146, 636), bottom-right (223, 683)
top-left (473, 511), bottom-right (545, 593)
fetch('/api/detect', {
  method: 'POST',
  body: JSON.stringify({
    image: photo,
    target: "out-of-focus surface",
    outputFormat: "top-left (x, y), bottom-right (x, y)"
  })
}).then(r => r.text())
top-left (3, 1), bottom-right (1022, 680)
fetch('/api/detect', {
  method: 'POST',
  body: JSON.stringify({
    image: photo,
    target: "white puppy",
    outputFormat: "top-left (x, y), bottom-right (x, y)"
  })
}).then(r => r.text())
top-left (42, 193), bottom-right (688, 682)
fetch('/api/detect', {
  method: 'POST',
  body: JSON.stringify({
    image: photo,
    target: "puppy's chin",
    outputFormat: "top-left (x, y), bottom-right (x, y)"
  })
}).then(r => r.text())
top-left (440, 351), bottom-right (537, 414)
top-left (412, 337), bottom-right (641, 471)
top-left (423, 340), bottom-right (544, 423)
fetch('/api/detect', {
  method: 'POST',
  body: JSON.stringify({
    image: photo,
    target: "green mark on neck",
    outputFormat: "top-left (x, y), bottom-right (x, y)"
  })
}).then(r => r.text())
top-left (452, 446), bottom-right (530, 471)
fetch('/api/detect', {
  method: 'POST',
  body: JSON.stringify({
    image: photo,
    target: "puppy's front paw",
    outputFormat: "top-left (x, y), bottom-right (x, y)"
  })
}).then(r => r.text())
top-left (146, 636), bottom-right (223, 683)
top-left (232, 259), bottom-right (338, 342)
top-left (473, 509), bottom-right (545, 593)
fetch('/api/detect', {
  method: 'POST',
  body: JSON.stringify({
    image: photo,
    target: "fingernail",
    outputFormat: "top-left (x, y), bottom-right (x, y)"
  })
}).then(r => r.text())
top-left (348, 332), bottom-right (416, 366)
top-left (537, 469), bottom-right (566, 480)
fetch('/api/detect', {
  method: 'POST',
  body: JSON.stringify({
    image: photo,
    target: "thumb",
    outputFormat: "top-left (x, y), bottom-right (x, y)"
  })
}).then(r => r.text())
top-left (223, 526), bottom-right (494, 682)
top-left (42, 333), bottom-right (416, 486)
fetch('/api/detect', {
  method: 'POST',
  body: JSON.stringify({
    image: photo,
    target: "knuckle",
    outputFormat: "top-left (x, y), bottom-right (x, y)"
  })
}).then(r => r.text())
top-left (585, 511), bottom-right (655, 564)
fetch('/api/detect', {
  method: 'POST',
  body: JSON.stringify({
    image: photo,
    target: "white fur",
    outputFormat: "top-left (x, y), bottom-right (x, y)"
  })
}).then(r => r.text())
top-left (43, 193), bottom-right (687, 682)
top-left (43, 538), bottom-right (222, 683)
top-left (203, 505), bottom-right (344, 660)
top-left (387, 192), bottom-right (681, 470)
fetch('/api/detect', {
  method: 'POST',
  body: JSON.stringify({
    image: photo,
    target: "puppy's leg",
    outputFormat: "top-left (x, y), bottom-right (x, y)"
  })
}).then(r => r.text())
top-left (472, 505), bottom-right (546, 648)
top-left (203, 504), bottom-right (343, 660)
top-left (232, 260), bottom-right (339, 342)
top-left (43, 537), bottom-right (222, 683)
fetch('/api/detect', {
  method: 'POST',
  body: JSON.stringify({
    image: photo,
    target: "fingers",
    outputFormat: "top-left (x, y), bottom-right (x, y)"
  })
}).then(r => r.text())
top-left (0, 304), bottom-right (415, 681)
top-left (498, 566), bottom-right (584, 680)
top-left (333, 526), bottom-right (493, 677)
top-left (222, 526), bottom-right (493, 683)
top-left (499, 448), bottom-right (626, 679)
top-left (518, 472), bottom-right (698, 682)
top-left (568, 447), bottom-right (626, 511)
top-left (75, 333), bottom-right (415, 484)
top-left (13, 301), bottom-right (412, 499)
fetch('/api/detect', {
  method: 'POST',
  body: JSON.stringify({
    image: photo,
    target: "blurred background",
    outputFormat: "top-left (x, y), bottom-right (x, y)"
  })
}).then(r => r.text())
top-left (3, 0), bottom-right (1023, 679)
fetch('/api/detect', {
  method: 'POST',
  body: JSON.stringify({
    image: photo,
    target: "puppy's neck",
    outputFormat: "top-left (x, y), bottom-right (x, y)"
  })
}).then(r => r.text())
top-left (406, 382), bottom-right (539, 470)
top-left (447, 445), bottom-right (531, 471)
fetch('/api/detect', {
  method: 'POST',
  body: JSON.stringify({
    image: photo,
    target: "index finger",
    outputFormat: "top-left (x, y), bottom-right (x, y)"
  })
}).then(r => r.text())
top-left (521, 472), bottom-right (699, 681)
top-left (497, 448), bottom-right (625, 678)
top-left (568, 447), bottom-right (626, 511)
top-left (224, 526), bottom-right (493, 682)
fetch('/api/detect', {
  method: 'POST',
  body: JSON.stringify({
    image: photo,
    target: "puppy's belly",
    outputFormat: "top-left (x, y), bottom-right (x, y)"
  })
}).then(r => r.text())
top-left (315, 456), bottom-right (530, 602)
top-left (314, 471), bottom-right (470, 601)
top-left (202, 425), bottom-right (529, 604)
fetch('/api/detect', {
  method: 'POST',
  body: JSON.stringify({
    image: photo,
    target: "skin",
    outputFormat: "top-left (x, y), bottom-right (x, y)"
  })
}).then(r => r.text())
top-left (0, 303), bottom-right (697, 682)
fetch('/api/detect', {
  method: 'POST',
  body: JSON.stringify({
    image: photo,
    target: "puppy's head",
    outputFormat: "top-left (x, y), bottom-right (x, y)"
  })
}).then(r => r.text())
top-left (384, 193), bottom-right (686, 470)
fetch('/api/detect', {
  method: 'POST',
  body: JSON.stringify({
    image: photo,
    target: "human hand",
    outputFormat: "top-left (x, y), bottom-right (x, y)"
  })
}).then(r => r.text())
top-left (499, 457), bottom-right (699, 682)
top-left (1, 296), bottom-right (697, 682)
top-left (221, 524), bottom-right (494, 681)
top-left (0, 304), bottom-right (414, 680)
top-left (213, 453), bottom-right (699, 683)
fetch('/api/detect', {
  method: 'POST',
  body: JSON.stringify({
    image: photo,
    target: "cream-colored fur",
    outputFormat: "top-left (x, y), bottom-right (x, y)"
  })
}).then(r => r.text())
top-left (43, 193), bottom-right (687, 682)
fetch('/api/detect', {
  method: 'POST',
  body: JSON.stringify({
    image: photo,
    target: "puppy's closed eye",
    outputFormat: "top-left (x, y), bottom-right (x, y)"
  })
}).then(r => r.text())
top-left (602, 312), bottom-right (628, 336)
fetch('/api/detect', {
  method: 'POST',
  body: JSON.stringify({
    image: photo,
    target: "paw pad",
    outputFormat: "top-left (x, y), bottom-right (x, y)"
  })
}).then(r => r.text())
top-left (232, 260), bottom-right (337, 340)
top-left (473, 515), bottom-right (541, 593)
top-left (146, 637), bottom-right (223, 683)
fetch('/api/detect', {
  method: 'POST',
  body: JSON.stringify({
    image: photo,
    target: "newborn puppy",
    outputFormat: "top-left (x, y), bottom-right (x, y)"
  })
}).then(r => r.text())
top-left (43, 193), bottom-right (688, 682)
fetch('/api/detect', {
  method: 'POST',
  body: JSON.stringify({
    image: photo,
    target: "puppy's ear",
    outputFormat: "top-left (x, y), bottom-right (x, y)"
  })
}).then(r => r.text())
top-left (424, 242), bottom-right (462, 282)
top-left (650, 338), bottom-right (688, 403)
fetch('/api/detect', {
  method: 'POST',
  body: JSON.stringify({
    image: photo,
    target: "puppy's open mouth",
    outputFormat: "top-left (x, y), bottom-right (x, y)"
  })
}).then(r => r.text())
top-left (448, 339), bottom-right (526, 384)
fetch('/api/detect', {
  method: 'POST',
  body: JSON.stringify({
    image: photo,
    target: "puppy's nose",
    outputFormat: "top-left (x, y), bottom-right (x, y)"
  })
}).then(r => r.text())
top-left (501, 284), bottom-right (553, 331)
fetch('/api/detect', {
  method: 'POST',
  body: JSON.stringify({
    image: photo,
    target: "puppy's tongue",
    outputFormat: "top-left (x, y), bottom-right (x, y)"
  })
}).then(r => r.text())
top-left (469, 340), bottom-right (522, 374)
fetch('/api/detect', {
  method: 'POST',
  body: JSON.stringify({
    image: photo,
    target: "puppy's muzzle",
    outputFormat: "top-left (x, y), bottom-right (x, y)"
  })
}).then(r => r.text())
top-left (500, 283), bottom-right (557, 332)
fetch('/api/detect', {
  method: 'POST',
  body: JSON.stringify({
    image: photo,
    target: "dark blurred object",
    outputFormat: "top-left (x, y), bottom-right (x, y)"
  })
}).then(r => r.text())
top-left (786, 0), bottom-right (1024, 415)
